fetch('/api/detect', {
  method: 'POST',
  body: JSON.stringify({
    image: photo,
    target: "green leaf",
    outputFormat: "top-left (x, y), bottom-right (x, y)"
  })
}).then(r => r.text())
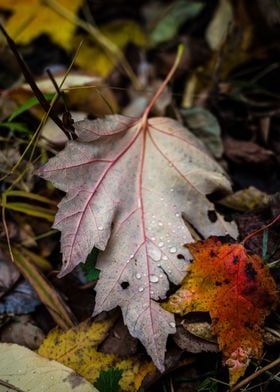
top-left (94, 368), bottom-right (123, 392)
top-left (149, 0), bottom-right (204, 45)
top-left (0, 121), bottom-right (30, 133)
top-left (81, 248), bottom-right (100, 281)
top-left (8, 92), bottom-right (56, 122)
top-left (181, 108), bottom-right (223, 158)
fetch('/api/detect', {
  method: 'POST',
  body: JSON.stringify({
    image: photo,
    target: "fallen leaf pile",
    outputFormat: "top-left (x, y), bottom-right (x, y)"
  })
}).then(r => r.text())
top-left (163, 237), bottom-right (278, 385)
top-left (38, 112), bottom-right (237, 370)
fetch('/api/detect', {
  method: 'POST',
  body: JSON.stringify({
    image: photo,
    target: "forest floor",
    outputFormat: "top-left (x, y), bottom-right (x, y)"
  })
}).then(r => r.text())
top-left (0, 1), bottom-right (279, 391)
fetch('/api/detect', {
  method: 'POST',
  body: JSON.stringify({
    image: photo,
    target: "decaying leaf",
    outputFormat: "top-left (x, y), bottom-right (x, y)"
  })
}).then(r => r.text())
top-left (0, 249), bottom-right (20, 299)
top-left (0, 315), bottom-right (45, 350)
top-left (0, 281), bottom-right (41, 315)
top-left (38, 317), bottom-right (156, 392)
top-left (0, 343), bottom-right (98, 392)
top-left (0, 0), bottom-right (83, 49)
top-left (38, 113), bottom-right (238, 371)
top-left (163, 237), bottom-right (277, 385)
top-left (218, 186), bottom-right (271, 212)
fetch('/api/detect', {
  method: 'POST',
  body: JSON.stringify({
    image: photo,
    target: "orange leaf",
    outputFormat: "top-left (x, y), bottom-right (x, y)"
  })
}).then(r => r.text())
top-left (163, 237), bottom-right (278, 385)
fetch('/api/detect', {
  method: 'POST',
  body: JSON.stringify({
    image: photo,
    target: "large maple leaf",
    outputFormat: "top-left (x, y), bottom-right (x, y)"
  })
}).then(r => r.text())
top-left (38, 113), bottom-right (238, 370)
top-left (164, 237), bottom-right (278, 385)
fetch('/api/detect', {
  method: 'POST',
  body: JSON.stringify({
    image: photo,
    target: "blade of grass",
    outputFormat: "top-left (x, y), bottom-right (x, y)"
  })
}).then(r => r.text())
top-left (12, 246), bottom-right (76, 329)
top-left (3, 190), bottom-right (58, 206)
top-left (0, 202), bottom-right (56, 222)
top-left (0, 122), bottom-right (30, 133)
top-left (20, 247), bottom-right (52, 272)
top-left (44, 0), bottom-right (141, 90)
top-left (8, 93), bottom-right (56, 122)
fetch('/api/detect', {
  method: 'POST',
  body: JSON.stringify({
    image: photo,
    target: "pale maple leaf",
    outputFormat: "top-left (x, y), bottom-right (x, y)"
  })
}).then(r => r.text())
top-left (38, 48), bottom-right (237, 370)
top-left (38, 113), bottom-right (238, 370)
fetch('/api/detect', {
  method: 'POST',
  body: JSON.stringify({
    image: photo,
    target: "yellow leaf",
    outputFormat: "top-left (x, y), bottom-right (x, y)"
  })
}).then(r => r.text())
top-left (1, 0), bottom-right (83, 49)
top-left (75, 20), bottom-right (147, 77)
top-left (38, 318), bottom-right (156, 392)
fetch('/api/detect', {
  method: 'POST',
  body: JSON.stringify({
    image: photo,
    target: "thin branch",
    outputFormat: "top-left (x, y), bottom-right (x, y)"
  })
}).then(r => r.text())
top-left (230, 357), bottom-right (280, 391)
top-left (0, 23), bottom-right (72, 140)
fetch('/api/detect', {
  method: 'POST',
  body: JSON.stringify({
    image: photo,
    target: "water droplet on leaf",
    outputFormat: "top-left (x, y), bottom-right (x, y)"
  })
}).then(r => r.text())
top-left (150, 275), bottom-right (159, 283)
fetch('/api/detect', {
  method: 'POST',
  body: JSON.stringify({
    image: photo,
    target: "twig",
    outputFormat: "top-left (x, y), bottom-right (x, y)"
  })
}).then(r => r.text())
top-left (241, 213), bottom-right (280, 245)
top-left (0, 379), bottom-right (24, 392)
top-left (230, 357), bottom-right (280, 391)
top-left (0, 23), bottom-right (72, 140)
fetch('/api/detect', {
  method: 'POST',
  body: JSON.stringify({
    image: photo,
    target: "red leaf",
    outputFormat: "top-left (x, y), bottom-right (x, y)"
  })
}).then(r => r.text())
top-left (164, 237), bottom-right (277, 384)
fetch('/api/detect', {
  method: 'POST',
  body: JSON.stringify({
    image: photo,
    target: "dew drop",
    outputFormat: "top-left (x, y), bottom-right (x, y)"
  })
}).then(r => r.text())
top-left (129, 254), bottom-right (134, 259)
top-left (149, 246), bottom-right (161, 261)
top-left (169, 247), bottom-right (177, 253)
top-left (160, 274), bottom-right (163, 278)
top-left (162, 255), bottom-right (168, 261)
top-left (98, 226), bottom-right (103, 230)
top-left (170, 188), bottom-right (174, 192)
top-left (158, 241), bottom-right (164, 247)
top-left (160, 197), bottom-right (164, 201)
top-left (157, 263), bottom-right (161, 267)
top-left (175, 212), bottom-right (180, 217)
top-left (136, 273), bottom-right (141, 279)
top-left (169, 322), bottom-right (176, 328)
top-left (158, 222), bottom-right (163, 226)
top-left (150, 275), bottom-right (159, 283)
top-left (138, 287), bottom-right (144, 292)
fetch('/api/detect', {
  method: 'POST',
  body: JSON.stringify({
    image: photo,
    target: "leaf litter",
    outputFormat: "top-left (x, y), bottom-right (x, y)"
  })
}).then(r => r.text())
top-left (38, 47), bottom-right (238, 371)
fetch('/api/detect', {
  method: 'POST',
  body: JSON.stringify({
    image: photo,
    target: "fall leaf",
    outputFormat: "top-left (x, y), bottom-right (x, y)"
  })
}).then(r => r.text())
top-left (163, 237), bottom-right (278, 385)
top-left (38, 111), bottom-right (237, 371)
top-left (74, 20), bottom-right (147, 77)
top-left (0, 343), bottom-right (98, 392)
top-left (218, 186), bottom-right (270, 212)
top-left (0, 0), bottom-right (82, 49)
top-left (38, 317), bottom-right (156, 392)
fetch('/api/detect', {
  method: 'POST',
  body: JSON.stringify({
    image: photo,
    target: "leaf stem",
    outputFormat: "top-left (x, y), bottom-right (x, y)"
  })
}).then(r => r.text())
top-left (241, 213), bottom-right (280, 246)
top-left (141, 44), bottom-right (185, 124)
